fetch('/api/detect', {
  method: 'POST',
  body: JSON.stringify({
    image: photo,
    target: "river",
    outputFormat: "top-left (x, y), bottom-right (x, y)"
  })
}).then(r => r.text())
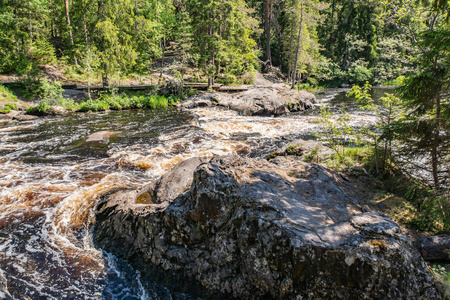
top-left (0, 88), bottom-right (388, 299)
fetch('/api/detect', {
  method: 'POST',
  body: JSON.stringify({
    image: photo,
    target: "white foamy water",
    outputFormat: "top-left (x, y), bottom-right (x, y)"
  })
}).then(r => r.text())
top-left (0, 90), bottom-right (379, 299)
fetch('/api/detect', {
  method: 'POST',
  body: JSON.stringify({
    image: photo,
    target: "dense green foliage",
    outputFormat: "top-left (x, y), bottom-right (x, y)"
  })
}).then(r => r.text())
top-left (1, 0), bottom-right (447, 86)
top-left (26, 89), bottom-right (180, 114)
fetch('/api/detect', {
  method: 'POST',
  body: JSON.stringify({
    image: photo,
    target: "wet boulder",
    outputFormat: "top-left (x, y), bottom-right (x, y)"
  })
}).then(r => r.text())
top-left (136, 157), bottom-right (209, 204)
top-left (86, 131), bottom-right (121, 143)
top-left (177, 93), bottom-right (220, 109)
top-left (94, 155), bottom-right (442, 299)
top-left (218, 86), bottom-right (316, 115)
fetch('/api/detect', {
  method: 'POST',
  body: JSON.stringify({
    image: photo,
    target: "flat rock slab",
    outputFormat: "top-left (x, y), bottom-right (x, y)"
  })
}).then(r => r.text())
top-left (86, 131), bottom-right (121, 143)
top-left (0, 110), bottom-right (19, 119)
top-left (267, 139), bottom-right (333, 162)
top-left (178, 86), bottom-right (317, 116)
top-left (94, 155), bottom-right (442, 299)
top-left (13, 114), bottom-right (39, 121)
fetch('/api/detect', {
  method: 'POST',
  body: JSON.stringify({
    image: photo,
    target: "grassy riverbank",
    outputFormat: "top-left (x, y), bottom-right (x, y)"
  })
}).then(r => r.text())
top-left (1, 80), bottom-right (183, 115)
top-left (27, 92), bottom-right (181, 114)
top-left (0, 85), bottom-right (25, 113)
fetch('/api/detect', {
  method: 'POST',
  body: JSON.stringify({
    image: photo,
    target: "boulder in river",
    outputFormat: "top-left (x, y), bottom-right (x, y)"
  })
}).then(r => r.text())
top-left (86, 131), bottom-right (121, 143)
top-left (12, 114), bottom-right (39, 121)
top-left (178, 86), bottom-right (316, 116)
top-left (94, 155), bottom-right (442, 299)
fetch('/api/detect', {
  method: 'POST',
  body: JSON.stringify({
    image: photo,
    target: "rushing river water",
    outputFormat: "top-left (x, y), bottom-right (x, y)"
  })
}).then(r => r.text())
top-left (0, 88), bottom-right (389, 299)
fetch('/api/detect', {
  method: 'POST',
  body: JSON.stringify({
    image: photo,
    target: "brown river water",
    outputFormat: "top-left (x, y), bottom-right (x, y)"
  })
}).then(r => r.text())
top-left (0, 89), bottom-right (381, 299)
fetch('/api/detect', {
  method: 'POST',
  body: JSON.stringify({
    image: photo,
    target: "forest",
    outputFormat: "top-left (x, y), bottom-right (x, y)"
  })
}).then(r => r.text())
top-left (0, 0), bottom-right (447, 87)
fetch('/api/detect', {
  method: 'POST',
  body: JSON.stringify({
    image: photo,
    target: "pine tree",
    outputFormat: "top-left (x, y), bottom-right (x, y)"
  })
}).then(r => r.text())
top-left (281, 0), bottom-right (322, 87)
top-left (397, 27), bottom-right (450, 189)
top-left (93, 0), bottom-right (137, 86)
top-left (187, 0), bottom-right (258, 85)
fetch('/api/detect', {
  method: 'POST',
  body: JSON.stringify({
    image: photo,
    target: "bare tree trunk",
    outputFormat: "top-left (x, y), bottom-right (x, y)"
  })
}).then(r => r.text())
top-left (264, 0), bottom-right (272, 65)
top-left (51, 16), bottom-right (56, 39)
top-left (278, 31), bottom-right (282, 63)
top-left (159, 34), bottom-right (166, 86)
top-left (291, 0), bottom-right (304, 89)
top-left (64, 0), bottom-right (78, 65)
top-left (102, 63), bottom-right (109, 87)
top-left (208, 9), bottom-right (215, 87)
top-left (82, 8), bottom-right (89, 45)
top-left (28, 0), bottom-right (33, 40)
top-left (134, 0), bottom-right (138, 32)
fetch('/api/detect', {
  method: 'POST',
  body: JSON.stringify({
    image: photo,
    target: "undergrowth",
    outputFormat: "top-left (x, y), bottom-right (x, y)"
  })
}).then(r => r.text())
top-left (27, 90), bottom-right (181, 114)
top-left (380, 166), bottom-right (449, 234)
top-left (0, 84), bottom-right (18, 102)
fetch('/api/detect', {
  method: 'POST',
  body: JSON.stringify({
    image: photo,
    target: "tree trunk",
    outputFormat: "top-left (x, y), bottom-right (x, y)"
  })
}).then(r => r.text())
top-left (432, 96), bottom-right (441, 189)
top-left (159, 36), bottom-right (165, 86)
top-left (102, 63), bottom-right (108, 87)
top-left (264, 0), bottom-right (272, 65)
top-left (51, 16), bottom-right (56, 39)
top-left (64, 0), bottom-right (77, 65)
top-left (134, 0), bottom-right (138, 32)
top-left (28, 0), bottom-right (33, 40)
top-left (278, 31), bottom-right (282, 64)
top-left (82, 8), bottom-right (89, 45)
top-left (291, 0), bottom-right (304, 89)
top-left (98, 0), bottom-right (104, 19)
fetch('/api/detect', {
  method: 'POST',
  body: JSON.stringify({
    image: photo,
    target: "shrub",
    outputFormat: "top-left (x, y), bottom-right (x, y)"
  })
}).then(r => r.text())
top-left (220, 73), bottom-right (237, 85)
top-left (241, 71), bottom-right (256, 84)
top-left (0, 84), bottom-right (18, 102)
top-left (348, 65), bottom-right (373, 84)
top-left (0, 102), bottom-right (18, 113)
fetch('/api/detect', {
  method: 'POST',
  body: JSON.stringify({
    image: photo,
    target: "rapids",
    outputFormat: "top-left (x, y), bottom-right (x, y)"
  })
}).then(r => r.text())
top-left (0, 88), bottom-right (384, 299)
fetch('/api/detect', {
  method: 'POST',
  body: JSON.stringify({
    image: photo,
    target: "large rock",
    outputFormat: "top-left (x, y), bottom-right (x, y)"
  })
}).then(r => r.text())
top-left (136, 157), bottom-right (209, 204)
top-left (94, 156), bottom-right (442, 299)
top-left (12, 114), bottom-right (39, 121)
top-left (420, 235), bottom-right (450, 262)
top-left (177, 86), bottom-right (316, 116)
top-left (86, 131), bottom-right (121, 143)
